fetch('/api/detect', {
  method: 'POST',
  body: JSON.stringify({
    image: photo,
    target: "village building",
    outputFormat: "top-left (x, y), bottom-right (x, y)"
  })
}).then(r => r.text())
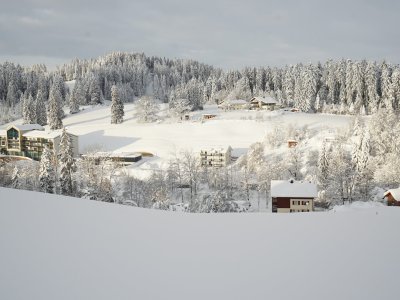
top-left (271, 179), bottom-right (317, 213)
top-left (287, 140), bottom-right (298, 148)
top-left (218, 99), bottom-right (249, 110)
top-left (200, 146), bottom-right (232, 167)
top-left (202, 114), bottom-right (218, 120)
top-left (0, 124), bottom-right (79, 160)
top-left (249, 96), bottom-right (278, 110)
top-left (383, 188), bottom-right (400, 206)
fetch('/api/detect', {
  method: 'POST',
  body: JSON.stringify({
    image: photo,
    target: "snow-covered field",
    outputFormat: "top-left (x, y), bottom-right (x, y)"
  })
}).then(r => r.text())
top-left (0, 187), bottom-right (399, 300)
top-left (0, 103), bottom-right (354, 179)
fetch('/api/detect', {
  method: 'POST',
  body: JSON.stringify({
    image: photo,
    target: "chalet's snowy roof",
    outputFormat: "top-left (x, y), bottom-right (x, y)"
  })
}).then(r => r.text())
top-left (271, 180), bottom-right (318, 198)
top-left (8, 124), bottom-right (44, 131)
top-left (384, 188), bottom-right (400, 201)
top-left (250, 96), bottom-right (278, 104)
top-left (0, 130), bottom-right (6, 136)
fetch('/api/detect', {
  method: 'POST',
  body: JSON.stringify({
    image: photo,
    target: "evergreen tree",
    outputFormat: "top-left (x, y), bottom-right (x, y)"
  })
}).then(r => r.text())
top-left (22, 93), bottom-right (30, 124)
top-left (389, 67), bottom-right (400, 111)
top-left (89, 75), bottom-right (102, 105)
top-left (134, 96), bottom-right (158, 122)
top-left (35, 90), bottom-right (47, 125)
top-left (11, 165), bottom-right (20, 189)
top-left (169, 97), bottom-right (191, 119)
top-left (39, 146), bottom-right (55, 193)
top-left (6, 80), bottom-right (19, 107)
top-left (365, 61), bottom-right (379, 113)
top-left (381, 61), bottom-right (393, 110)
top-left (318, 141), bottom-right (330, 191)
top-left (111, 85), bottom-right (124, 124)
top-left (59, 128), bottom-right (76, 196)
top-left (69, 84), bottom-right (80, 114)
top-left (47, 87), bottom-right (63, 130)
top-left (27, 94), bottom-right (36, 124)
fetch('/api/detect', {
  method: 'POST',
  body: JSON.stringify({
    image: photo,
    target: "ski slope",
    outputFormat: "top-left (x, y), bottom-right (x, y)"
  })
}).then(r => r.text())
top-left (1, 187), bottom-right (399, 300)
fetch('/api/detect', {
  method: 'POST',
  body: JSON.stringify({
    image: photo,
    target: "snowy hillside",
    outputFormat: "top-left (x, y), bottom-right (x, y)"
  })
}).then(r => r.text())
top-left (1, 187), bottom-right (399, 300)
top-left (0, 103), bottom-right (354, 180)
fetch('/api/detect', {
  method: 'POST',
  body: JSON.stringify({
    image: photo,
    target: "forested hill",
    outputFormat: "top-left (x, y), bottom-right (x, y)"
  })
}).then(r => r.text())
top-left (1, 52), bottom-right (400, 124)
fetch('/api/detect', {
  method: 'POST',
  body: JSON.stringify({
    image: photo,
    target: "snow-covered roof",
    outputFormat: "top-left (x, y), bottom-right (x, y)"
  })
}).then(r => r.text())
top-left (0, 130), bottom-right (6, 136)
top-left (23, 130), bottom-right (63, 139)
top-left (271, 179), bottom-right (318, 198)
top-left (8, 124), bottom-right (44, 132)
top-left (83, 152), bottom-right (142, 158)
top-left (385, 188), bottom-right (400, 201)
top-left (250, 96), bottom-right (278, 104)
top-left (201, 146), bottom-right (232, 153)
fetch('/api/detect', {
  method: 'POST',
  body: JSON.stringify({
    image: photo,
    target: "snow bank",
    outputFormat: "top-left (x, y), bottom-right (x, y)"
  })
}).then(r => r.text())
top-left (331, 201), bottom-right (385, 212)
top-left (1, 188), bottom-right (399, 300)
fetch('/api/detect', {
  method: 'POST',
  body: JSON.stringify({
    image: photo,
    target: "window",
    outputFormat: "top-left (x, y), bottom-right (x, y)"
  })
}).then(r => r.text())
top-left (7, 128), bottom-right (19, 139)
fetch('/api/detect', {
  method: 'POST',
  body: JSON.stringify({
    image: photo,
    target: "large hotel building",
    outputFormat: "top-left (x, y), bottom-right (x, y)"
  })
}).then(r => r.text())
top-left (0, 124), bottom-right (79, 160)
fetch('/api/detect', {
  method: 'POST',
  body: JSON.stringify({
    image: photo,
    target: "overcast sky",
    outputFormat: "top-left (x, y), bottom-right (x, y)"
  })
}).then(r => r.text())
top-left (0, 0), bottom-right (399, 69)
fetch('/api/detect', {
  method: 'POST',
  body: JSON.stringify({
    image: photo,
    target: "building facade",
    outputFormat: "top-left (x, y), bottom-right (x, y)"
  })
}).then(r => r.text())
top-left (271, 179), bottom-right (317, 213)
top-left (249, 96), bottom-right (278, 110)
top-left (200, 147), bottom-right (232, 167)
top-left (0, 124), bottom-right (79, 160)
top-left (384, 188), bottom-right (400, 206)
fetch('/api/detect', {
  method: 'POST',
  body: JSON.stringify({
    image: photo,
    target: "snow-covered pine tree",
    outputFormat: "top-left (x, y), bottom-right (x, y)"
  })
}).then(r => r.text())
top-left (111, 85), bottom-right (124, 124)
top-left (52, 74), bottom-right (66, 103)
top-left (389, 67), bottom-right (400, 111)
top-left (365, 61), bottom-right (379, 113)
top-left (6, 80), bottom-right (19, 107)
top-left (300, 65), bottom-right (318, 112)
top-left (35, 90), bottom-right (47, 125)
top-left (381, 61), bottom-right (393, 110)
top-left (11, 165), bottom-right (20, 189)
top-left (134, 96), bottom-right (158, 122)
top-left (22, 93), bottom-right (30, 124)
top-left (345, 60), bottom-right (355, 106)
top-left (69, 84), bottom-right (80, 114)
top-left (47, 86), bottom-right (63, 130)
top-left (89, 75), bottom-right (102, 105)
top-left (59, 128), bottom-right (76, 196)
top-left (27, 94), bottom-right (36, 124)
top-left (39, 146), bottom-right (55, 193)
top-left (318, 141), bottom-right (330, 191)
top-left (169, 97), bottom-right (191, 119)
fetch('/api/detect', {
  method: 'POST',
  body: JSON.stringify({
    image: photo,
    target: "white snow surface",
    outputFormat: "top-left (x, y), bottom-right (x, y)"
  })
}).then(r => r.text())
top-left (271, 179), bottom-right (318, 198)
top-left (9, 123), bottom-right (44, 131)
top-left (1, 187), bottom-right (400, 300)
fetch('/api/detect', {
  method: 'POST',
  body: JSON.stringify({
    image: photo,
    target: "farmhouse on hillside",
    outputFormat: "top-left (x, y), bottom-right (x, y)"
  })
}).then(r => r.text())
top-left (200, 146), bottom-right (232, 167)
top-left (0, 124), bottom-right (79, 160)
top-left (383, 188), bottom-right (400, 206)
top-left (271, 179), bottom-right (317, 213)
top-left (250, 96), bottom-right (278, 110)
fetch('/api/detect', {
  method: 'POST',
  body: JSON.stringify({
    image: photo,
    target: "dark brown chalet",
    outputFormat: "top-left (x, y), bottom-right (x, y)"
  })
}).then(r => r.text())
top-left (271, 179), bottom-right (317, 213)
top-left (384, 188), bottom-right (400, 206)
